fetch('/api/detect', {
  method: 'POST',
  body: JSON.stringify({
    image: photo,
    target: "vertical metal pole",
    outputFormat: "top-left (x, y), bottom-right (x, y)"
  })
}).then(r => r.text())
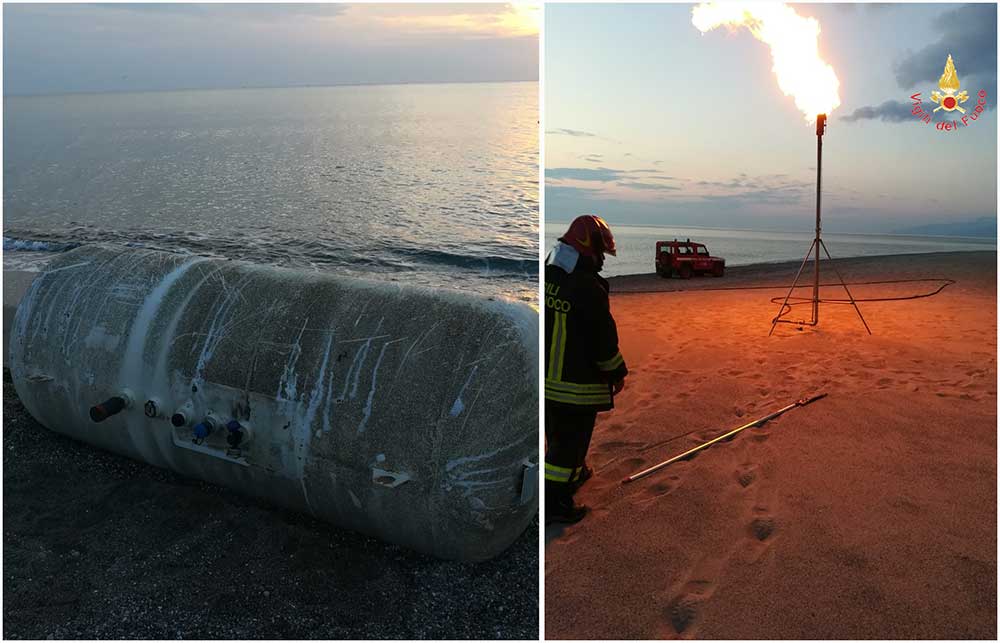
top-left (813, 114), bottom-right (826, 324)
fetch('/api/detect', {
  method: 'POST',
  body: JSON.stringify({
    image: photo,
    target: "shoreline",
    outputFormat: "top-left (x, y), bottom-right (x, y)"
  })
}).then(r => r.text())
top-left (544, 220), bottom-right (999, 242)
top-left (605, 250), bottom-right (996, 293)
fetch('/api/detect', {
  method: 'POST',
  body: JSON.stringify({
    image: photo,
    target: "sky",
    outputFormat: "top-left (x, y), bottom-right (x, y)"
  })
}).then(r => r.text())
top-left (546, 3), bottom-right (997, 234)
top-left (3, 3), bottom-right (539, 95)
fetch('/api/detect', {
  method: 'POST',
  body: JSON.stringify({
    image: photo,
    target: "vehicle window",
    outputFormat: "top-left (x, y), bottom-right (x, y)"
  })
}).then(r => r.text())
top-left (678, 246), bottom-right (690, 255)
top-left (696, 247), bottom-right (708, 255)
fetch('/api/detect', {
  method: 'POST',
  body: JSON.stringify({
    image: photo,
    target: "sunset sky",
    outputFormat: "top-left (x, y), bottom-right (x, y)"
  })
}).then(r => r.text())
top-left (4, 3), bottom-right (539, 95)
top-left (546, 3), bottom-right (997, 233)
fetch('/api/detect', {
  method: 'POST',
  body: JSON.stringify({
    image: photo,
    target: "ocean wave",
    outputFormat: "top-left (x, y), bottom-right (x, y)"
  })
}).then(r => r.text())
top-left (2, 226), bottom-right (538, 302)
top-left (3, 236), bottom-right (80, 252)
top-left (390, 246), bottom-right (538, 275)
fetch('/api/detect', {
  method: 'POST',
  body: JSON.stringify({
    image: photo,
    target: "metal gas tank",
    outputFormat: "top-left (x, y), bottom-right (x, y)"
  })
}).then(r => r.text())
top-left (9, 245), bottom-right (538, 561)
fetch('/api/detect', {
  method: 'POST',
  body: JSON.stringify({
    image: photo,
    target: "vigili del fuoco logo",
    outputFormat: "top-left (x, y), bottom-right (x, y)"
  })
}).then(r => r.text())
top-left (910, 55), bottom-right (988, 132)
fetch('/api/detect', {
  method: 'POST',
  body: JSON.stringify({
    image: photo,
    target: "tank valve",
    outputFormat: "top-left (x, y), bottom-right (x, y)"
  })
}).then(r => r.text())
top-left (225, 420), bottom-right (252, 448)
top-left (89, 390), bottom-right (133, 423)
top-left (192, 415), bottom-right (219, 445)
top-left (90, 396), bottom-right (127, 423)
top-left (171, 400), bottom-right (195, 427)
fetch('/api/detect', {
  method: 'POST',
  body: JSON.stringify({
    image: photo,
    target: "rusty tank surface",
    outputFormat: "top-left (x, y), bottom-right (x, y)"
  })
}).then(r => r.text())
top-left (9, 245), bottom-right (538, 561)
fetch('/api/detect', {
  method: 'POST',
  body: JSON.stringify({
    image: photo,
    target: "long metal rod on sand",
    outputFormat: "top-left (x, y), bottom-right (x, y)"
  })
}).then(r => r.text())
top-left (622, 393), bottom-right (828, 484)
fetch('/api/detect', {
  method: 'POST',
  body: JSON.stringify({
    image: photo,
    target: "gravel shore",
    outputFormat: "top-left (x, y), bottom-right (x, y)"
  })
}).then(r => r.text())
top-left (3, 369), bottom-right (538, 640)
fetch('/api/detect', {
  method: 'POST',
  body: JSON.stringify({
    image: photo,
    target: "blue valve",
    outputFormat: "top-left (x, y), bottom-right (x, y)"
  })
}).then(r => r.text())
top-left (193, 422), bottom-right (212, 444)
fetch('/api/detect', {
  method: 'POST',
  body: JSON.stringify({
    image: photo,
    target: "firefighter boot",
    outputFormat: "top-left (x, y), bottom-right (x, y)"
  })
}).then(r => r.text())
top-left (545, 484), bottom-right (589, 525)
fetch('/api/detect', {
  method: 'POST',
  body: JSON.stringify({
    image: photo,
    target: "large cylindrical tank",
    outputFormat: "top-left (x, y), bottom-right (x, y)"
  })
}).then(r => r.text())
top-left (9, 246), bottom-right (538, 562)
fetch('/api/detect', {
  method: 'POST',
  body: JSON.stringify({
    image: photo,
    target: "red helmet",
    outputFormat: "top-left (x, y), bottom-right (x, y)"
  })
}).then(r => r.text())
top-left (562, 214), bottom-right (617, 258)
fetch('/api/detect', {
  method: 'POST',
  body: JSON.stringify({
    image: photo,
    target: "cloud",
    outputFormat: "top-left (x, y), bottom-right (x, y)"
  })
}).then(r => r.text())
top-left (546, 167), bottom-right (625, 182)
top-left (547, 167), bottom-right (813, 207)
top-left (845, 4), bottom-right (997, 123)
top-left (618, 182), bottom-right (681, 191)
top-left (92, 4), bottom-right (348, 20)
top-left (546, 166), bottom-right (679, 184)
top-left (688, 174), bottom-right (813, 207)
top-left (352, 4), bottom-right (539, 38)
top-left (893, 4), bottom-right (996, 88)
top-left (840, 99), bottom-right (915, 123)
top-left (546, 128), bottom-right (596, 138)
top-left (628, 169), bottom-right (677, 178)
top-left (2, 3), bottom-right (538, 94)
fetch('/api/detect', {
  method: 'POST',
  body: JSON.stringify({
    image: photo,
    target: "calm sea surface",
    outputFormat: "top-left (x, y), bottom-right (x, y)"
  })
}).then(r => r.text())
top-left (545, 223), bottom-right (996, 278)
top-left (4, 82), bottom-right (539, 302)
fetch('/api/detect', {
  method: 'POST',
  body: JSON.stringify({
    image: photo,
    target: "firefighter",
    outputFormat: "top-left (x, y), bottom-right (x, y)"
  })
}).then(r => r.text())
top-left (544, 214), bottom-right (628, 524)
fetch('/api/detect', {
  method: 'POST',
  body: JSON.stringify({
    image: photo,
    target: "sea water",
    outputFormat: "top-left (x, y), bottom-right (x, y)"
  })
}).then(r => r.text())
top-left (544, 223), bottom-right (996, 278)
top-left (4, 82), bottom-right (539, 302)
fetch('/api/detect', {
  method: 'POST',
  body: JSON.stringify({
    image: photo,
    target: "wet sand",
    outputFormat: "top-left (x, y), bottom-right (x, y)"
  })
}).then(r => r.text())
top-left (546, 251), bottom-right (996, 639)
top-left (2, 270), bottom-right (537, 640)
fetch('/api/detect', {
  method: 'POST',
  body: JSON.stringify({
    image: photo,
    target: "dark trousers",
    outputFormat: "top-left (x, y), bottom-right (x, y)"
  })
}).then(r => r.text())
top-left (545, 407), bottom-right (597, 504)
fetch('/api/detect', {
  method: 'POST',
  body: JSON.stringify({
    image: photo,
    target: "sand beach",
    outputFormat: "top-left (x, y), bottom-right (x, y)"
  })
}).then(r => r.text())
top-left (545, 251), bottom-right (996, 639)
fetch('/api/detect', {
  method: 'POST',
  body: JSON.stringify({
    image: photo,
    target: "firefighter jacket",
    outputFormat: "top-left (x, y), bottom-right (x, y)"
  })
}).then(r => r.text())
top-left (544, 244), bottom-right (628, 412)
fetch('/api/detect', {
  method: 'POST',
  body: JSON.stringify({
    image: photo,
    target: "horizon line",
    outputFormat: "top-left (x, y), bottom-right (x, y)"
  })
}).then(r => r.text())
top-left (3, 77), bottom-right (539, 100)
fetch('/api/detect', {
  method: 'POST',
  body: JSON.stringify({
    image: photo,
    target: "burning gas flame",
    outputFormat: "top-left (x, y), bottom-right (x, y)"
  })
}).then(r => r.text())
top-left (692, 2), bottom-right (840, 123)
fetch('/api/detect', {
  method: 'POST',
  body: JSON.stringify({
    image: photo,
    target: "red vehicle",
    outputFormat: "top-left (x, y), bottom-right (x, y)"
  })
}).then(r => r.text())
top-left (655, 239), bottom-right (725, 278)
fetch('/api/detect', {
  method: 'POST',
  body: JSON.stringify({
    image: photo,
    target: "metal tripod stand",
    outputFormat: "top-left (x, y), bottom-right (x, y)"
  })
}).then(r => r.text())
top-left (769, 114), bottom-right (871, 336)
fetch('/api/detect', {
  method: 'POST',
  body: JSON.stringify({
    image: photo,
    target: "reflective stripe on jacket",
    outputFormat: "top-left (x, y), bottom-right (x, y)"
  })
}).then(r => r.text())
top-left (544, 260), bottom-right (628, 412)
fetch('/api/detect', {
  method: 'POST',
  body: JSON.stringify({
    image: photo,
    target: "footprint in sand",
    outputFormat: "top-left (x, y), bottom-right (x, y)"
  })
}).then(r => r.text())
top-left (749, 505), bottom-right (776, 542)
top-left (639, 478), bottom-right (675, 503)
top-left (606, 457), bottom-right (647, 481)
top-left (666, 579), bottom-right (717, 635)
top-left (750, 516), bottom-right (776, 541)
top-left (736, 465), bottom-right (757, 488)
